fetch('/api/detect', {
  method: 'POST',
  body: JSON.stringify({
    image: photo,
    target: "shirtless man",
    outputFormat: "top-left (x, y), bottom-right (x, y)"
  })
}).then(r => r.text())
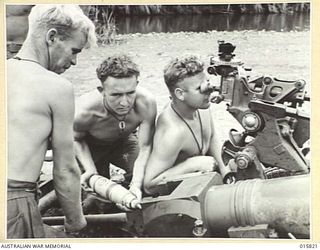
top-left (7, 5), bottom-right (96, 238)
top-left (74, 55), bottom-right (157, 205)
top-left (144, 55), bottom-right (226, 194)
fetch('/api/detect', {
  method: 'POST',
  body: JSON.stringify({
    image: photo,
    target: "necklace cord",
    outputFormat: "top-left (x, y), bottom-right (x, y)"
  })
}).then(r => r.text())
top-left (102, 98), bottom-right (128, 133)
top-left (171, 104), bottom-right (204, 155)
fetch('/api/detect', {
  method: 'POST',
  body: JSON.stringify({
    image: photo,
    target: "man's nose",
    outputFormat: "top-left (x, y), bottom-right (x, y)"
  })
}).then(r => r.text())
top-left (71, 55), bottom-right (77, 65)
top-left (200, 80), bottom-right (214, 94)
top-left (119, 95), bottom-right (129, 106)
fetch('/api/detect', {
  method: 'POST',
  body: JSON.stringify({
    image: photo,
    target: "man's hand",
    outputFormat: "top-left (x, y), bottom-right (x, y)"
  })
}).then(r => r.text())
top-left (64, 214), bottom-right (87, 234)
top-left (188, 156), bottom-right (218, 173)
top-left (115, 184), bottom-right (142, 212)
top-left (116, 203), bottom-right (134, 212)
top-left (80, 170), bottom-right (97, 191)
top-left (116, 197), bottom-right (142, 212)
top-left (129, 184), bottom-right (142, 201)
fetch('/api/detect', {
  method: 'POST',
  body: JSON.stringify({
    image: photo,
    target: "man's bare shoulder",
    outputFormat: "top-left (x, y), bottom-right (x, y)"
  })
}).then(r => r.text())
top-left (40, 74), bottom-right (76, 115)
top-left (8, 62), bottom-right (74, 100)
top-left (135, 86), bottom-right (157, 117)
top-left (8, 60), bottom-right (71, 87)
top-left (74, 89), bottom-right (102, 130)
top-left (136, 86), bottom-right (156, 107)
top-left (25, 64), bottom-right (73, 91)
top-left (46, 72), bottom-right (74, 92)
top-left (76, 89), bottom-right (102, 111)
top-left (156, 106), bottom-right (184, 139)
top-left (36, 74), bottom-right (76, 110)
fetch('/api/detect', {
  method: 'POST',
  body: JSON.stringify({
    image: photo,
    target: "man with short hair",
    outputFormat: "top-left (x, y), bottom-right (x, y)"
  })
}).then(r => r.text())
top-left (74, 55), bottom-right (157, 206)
top-left (144, 55), bottom-right (228, 194)
top-left (7, 4), bottom-right (96, 238)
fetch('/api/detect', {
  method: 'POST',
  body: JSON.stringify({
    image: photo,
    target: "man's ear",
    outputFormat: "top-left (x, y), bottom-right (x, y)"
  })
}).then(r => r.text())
top-left (174, 88), bottom-right (184, 101)
top-left (46, 28), bottom-right (58, 45)
top-left (97, 86), bottom-right (103, 93)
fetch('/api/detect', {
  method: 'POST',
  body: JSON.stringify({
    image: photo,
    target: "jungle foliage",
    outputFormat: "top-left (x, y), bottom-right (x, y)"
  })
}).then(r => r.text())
top-left (80, 3), bottom-right (309, 44)
top-left (81, 3), bottom-right (309, 17)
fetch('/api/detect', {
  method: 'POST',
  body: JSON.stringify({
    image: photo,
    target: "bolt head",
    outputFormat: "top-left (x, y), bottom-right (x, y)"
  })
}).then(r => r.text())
top-left (194, 219), bottom-right (203, 227)
top-left (244, 115), bottom-right (257, 128)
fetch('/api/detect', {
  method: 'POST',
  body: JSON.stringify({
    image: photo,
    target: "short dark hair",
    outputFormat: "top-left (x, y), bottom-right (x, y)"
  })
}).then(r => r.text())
top-left (164, 55), bottom-right (204, 92)
top-left (96, 55), bottom-right (140, 84)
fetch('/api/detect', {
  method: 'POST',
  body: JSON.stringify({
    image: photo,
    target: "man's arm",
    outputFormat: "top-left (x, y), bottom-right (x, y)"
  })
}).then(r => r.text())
top-left (74, 133), bottom-right (98, 186)
top-left (73, 102), bottom-right (98, 186)
top-left (129, 97), bottom-right (157, 199)
top-left (143, 118), bottom-right (216, 194)
top-left (50, 79), bottom-right (86, 232)
top-left (143, 124), bottom-right (183, 194)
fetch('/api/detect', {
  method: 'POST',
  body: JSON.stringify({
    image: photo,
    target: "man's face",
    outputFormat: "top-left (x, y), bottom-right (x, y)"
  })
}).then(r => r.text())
top-left (102, 76), bottom-right (138, 116)
top-left (178, 72), bottom-right (212, 109)
top-left (49, 30), bottom-right (87, 74)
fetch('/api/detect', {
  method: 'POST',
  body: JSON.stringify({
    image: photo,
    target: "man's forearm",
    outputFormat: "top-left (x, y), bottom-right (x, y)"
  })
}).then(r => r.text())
top-left (131, 147), bottom-right (151, 188)
top-left (148, 158), bottom-right (197, 187)
top-left (74, 140), bottom-right (97, 173)
top-left (53, 161), bottom-right (85, 228)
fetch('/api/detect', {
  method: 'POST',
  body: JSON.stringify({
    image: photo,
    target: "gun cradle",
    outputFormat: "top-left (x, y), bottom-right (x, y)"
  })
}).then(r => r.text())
top-left (221, 76), bottom-right (310, 180)
top-left (208, 42), bottom-right (310, 180)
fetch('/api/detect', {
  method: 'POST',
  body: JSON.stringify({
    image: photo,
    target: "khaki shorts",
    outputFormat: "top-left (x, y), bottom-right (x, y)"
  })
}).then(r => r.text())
top-left (7, 180), bottom-right (45, 238)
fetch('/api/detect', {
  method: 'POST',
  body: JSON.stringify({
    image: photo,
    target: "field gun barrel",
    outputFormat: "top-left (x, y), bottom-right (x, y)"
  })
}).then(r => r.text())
top-left (204, 174), bottom-right (310, 238)
top-left (129, 172), bottom-right (309, 238)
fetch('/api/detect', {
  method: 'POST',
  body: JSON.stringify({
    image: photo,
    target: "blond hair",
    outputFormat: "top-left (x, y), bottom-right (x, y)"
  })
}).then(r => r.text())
top-left (28, 4), bottom-right (96, 48)
top-left (164, 55), bottom-right (204, 92)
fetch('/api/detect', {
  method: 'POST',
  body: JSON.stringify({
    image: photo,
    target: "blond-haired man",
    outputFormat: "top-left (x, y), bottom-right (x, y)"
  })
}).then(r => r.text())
top-left (7, 5), bottom-right (96, 238)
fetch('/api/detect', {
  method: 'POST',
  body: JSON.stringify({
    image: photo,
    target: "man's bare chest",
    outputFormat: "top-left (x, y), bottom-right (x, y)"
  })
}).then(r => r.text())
top-left (88, 112), bottom-right (142, 140)
top-left (179, 117), bottom-right (212, 157)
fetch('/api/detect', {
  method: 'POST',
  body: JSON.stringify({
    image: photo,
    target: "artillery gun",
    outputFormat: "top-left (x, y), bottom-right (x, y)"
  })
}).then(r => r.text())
top-left (207, 40), bottom-right (310, 181)
top-left (40, 41), bottom-right (310, 239)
